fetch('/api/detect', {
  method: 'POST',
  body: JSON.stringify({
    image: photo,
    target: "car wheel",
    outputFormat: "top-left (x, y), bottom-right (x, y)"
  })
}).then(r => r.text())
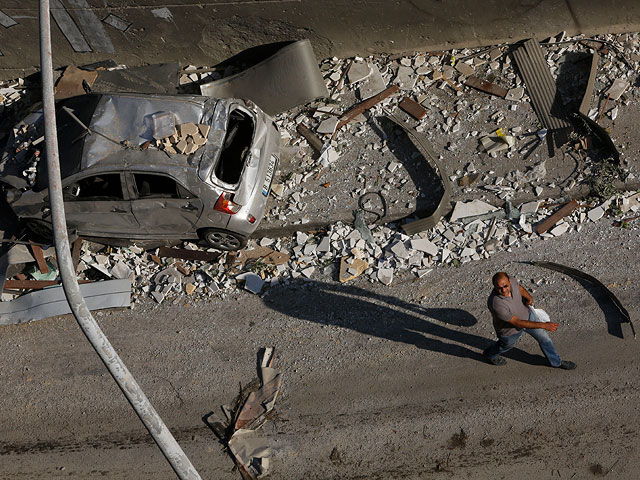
top-left (200, 228), bottom-right (247, 251)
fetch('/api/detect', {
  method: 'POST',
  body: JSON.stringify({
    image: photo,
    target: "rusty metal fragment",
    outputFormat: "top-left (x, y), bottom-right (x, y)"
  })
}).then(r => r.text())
top-left (535, 199), bottom-right (578, 235)
top-left (464, 76), bottom-right (508, 98)
top-left (399, 97), bottom-right (428, 120)
top-left (337, 85), bottom-right (399, 129)
top-left (529, 261), bottom-right (635, 338)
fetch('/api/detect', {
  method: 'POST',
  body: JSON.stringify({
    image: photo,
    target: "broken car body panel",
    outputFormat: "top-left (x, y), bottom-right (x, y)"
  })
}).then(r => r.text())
top-left (0, 93), bottom-right (280, 248)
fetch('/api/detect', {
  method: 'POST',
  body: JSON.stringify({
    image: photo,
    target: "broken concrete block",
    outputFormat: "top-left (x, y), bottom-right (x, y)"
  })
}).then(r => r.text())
top-left (198, 123), bottom-right (211, 138)
top-left (410, 238), bottom-right (438, 256)
top-left (178, 122), bottom-right (198, 136)
top-left (390, 241), bottom-right (410, 259)
top-left (175, 139), bottom-right (188, 154)
top-left (520, 201), bottom-right (540, 215)
top-left (588, 206), bottom-right (604, 222)
top-left (301, 266), bottom-right (315, 278)
top-left (192, 134), bottom-right (207, 146)
top-left (358, 63), bottom-right (387, 100)
top-left (550, 223), bottom-right (569, 236)
top-left (151, 291), bottom-right (165, 304)
top-left (505, 87), bottom-right (524, 101)
top-left (606, 78), bottom-right (629, 101)
top-left (317, 116), bottom-right (339, 134)
top-left (185, 282), bottom-right (196, 295)
top-left (395, 66), bottom-right (417, 90)
top-left (455, 62), bottom-right (475, 76)
top-left (236, 272), bottom-right (264, 294)
top-left (339, 257), bottom-right (368, 283)
top-left (110, 261), bottom-right (131, 280)
top-left (348, 61), bottom-right (371, 84)
top-left (449, 199), bottom-right (498, 222)
top-left (317, 236), bottom-right (331, 253)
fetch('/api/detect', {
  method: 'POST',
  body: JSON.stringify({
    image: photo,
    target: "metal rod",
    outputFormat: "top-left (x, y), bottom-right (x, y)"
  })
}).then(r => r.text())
top-left (38, 2), bottom-right (202, 479)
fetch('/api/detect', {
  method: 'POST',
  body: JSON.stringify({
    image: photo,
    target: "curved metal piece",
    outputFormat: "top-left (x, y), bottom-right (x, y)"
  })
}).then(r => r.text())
top-left (529, 260), bottom-right (635, 338)
top-left (383, 114), bottom-right (451, 235)
top-left (39, 2), bottom-right (202, 479)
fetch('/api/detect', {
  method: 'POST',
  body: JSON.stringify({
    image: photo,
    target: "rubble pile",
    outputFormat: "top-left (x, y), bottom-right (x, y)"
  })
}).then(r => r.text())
top-left (2, 32), bottom-right (640, 308)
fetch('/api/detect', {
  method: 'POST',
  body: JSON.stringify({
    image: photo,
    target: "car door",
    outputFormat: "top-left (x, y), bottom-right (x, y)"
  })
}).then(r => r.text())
top-left (128, 172), bottom-right (203, 235)
top-left (62, 172), bottom-right (140, 235)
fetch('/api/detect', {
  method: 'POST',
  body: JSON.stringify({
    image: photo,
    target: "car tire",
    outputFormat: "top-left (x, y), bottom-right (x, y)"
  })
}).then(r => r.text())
top-left (200, 228), bottom-right (247, 251)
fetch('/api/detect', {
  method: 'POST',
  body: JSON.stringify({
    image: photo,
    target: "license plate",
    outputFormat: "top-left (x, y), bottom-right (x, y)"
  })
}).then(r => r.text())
top-left (262, 155), bottom-right (277, 196)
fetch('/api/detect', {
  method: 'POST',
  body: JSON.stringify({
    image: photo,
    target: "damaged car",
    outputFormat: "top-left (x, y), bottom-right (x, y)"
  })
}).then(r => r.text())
top-left (0, 93), bottom-right (280, 250)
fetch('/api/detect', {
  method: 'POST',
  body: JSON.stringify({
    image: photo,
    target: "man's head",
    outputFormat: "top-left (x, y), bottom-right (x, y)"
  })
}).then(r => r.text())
top-left (492, 272), bottom-right (511, 297)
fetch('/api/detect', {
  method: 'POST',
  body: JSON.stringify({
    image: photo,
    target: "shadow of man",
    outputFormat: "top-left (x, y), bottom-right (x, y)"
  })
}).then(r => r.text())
top-left (262, 279), bottom-right (546, 366)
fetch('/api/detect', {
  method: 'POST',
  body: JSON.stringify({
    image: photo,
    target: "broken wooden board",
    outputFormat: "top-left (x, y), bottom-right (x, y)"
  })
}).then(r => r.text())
top-left (339, 257), bottom-right (368, 283)
top-left (235, 247), bottom-right (289, 267)
top-left (399, 97), bottom-right (428, 120)
top-left (464, 76), bottom-right (508, 98)
top-left (337, 85), bottom-right (399, 129)
top-left (4, 279), bottom-right (91, 290)
top-left (54, 66), bottom-right (98, 99)
top-left (157, 247), bottom-right (221, 262)
top-left (535, 199), bottom-right (579, 234)
top-left (29, 242), bottom-right (49, 275)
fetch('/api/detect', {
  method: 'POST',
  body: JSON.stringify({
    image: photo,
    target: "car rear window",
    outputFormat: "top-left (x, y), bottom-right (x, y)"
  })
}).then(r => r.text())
top-left (33, 95), bottom-right (102, 192)
top-left (214, 108), bottom-right (254, 185)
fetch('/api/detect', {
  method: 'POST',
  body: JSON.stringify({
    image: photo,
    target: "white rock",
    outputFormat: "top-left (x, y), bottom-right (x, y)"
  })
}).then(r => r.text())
top-left (377, 268), bottom-right (394, 285)
top-left (358, 63), bottom-right (387, 100)
top-left (110, 262), bottom-right (131, 280)
top-left (395, 66), bottom-right (417, 90)
top-left (520, 201), bottom-right (540, 214)
top-left (588, 206), bottom-right (604, 222)
top-left (301, 266), bottom-right (315, 278)
top-left (390, 241), bottom-right (410, 259)
top-left (505, 87), bottom-right (524, 101)
top-left (550, 223), bottom-right (569, 236)
top-left (317, 236), bottom-right (331, 252)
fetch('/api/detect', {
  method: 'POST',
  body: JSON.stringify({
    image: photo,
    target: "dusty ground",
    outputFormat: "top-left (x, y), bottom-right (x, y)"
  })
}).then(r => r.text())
top-left (0, 217), bottom-right (638, 479)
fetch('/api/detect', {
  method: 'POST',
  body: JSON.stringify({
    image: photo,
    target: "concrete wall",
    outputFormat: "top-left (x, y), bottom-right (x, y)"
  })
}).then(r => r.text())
top-left (1, 0), bottom-right (640, 80)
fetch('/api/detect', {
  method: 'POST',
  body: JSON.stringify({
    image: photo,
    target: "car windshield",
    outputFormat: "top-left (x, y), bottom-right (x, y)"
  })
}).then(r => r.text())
top-left (33, 95), bottom-right (102, 192)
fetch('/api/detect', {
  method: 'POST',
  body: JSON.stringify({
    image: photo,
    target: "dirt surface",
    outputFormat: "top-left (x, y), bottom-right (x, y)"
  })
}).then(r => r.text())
top-left (0, 217), bottom-right (638, 479)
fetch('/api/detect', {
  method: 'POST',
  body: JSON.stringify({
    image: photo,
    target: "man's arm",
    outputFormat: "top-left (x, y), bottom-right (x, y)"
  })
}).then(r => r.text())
top-left (519, 284), bottom-right (533, 306)
top-left (507, 315), bottom-right (558, 331)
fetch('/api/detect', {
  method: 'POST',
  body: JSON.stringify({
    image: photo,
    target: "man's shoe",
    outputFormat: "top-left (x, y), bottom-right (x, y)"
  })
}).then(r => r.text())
top-left (555, 360), bottom-right (577, 370)
top-left (485, 355), bottom-right (507, 366)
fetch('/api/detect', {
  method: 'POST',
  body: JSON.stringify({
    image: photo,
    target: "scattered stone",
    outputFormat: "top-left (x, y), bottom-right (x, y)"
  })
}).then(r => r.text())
top-left (450, 200), bottom-right (498, 222)
top-left (588, 206), bottom-right (604, 222)
top-left (410, 238), bottom-right (438, 256)
top-left (339, 257), bottom-right (368, 282)
top-left (348, 62), bottom-right (371, 84)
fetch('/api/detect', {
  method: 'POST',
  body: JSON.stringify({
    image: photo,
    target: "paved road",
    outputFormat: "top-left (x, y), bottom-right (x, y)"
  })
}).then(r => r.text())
top-left (1, 0), bottom-right (640, 80)
top-left (0, 217), bottom-right (638, 478)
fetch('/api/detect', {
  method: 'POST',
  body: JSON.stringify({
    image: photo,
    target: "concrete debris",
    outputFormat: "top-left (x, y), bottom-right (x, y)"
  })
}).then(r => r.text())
top-left (357, 63), bottom-right (387, 100)
top-left (236, 272), bottom-right (265, 294)
top-left (605, 78), bottom-right (629, 101)
top-left (450, 200), bottom-right (498, 222)
top-left (588, 206), bottom-right (605, 222)
top-left (347, 61), bottom-right (372, 84)
top-left (505, 87), bottom-right (524, 101)
top-left (480, 129), bottom-right (516, 154)
top-left (339, 257), bottom-right (368, 283)
top-left (395, 66), bottom-right (417, 90)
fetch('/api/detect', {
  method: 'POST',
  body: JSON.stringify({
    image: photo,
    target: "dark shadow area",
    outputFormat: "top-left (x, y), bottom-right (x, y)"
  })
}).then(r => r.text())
top-left (263, 279), bottom-right (548, 366)
top-left (368, 115), bottom-right (445, 221)
top-left (573, 276), bottom-right (626, 338)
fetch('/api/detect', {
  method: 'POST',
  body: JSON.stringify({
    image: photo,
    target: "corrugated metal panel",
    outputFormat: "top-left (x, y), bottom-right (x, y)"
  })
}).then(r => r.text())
top-left (513, 39), bottom-right (572, 150)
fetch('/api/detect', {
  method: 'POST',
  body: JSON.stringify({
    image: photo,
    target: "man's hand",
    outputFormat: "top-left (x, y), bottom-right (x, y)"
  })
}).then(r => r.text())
top-left (543, 322), bottom-right (559, 332)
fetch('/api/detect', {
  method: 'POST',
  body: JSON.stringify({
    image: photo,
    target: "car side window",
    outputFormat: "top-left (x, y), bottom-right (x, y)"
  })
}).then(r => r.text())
top-left (63, 174), bottom-right (124, 201)
top-left (133, 173), bottom-right (194, 199)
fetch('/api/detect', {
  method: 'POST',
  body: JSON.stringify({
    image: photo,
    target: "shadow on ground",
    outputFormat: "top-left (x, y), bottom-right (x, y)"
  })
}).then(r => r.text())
top-left (263, 279), bottom-right (548, 366)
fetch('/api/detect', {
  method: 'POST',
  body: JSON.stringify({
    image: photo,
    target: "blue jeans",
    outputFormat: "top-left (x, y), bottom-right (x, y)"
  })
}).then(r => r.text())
top-left (484, 313), bottom-right (562, 367)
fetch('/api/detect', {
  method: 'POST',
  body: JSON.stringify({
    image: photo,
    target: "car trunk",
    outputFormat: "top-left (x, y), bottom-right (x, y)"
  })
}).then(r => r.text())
top-left (215, 108), bottom-right (254, 185)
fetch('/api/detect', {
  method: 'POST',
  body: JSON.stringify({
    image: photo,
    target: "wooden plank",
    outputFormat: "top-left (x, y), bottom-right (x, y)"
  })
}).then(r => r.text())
top-left (29, 242), bottom-right (49, 274)
top-left (296, 124), bottom-right (323, 152)
top-left (399, 97), bottom-right (428, 120)
top-left (535, 200), bottom-right (579, 235)
top-left (464, 76), bottom-right (508, 98)
top-left (337, 85), bottom-right (399, 129)
top-left (157, 247), bottom-right (221, 262)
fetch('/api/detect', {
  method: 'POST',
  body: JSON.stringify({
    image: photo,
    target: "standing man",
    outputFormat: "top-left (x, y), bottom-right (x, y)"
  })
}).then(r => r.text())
top-left (483, 272), bottom-right (576, 369)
